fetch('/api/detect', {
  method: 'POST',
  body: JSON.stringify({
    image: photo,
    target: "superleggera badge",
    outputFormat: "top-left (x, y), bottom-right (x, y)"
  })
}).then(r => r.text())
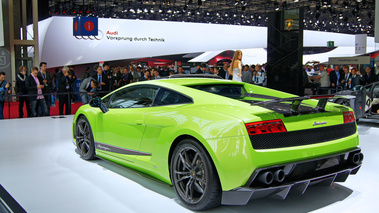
top-left (313, 121), bottom-right (327, 126)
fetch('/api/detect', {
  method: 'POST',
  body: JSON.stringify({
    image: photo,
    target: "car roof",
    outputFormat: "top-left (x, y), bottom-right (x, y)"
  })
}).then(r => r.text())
top-left (136, 78), bottom-right (243, 87)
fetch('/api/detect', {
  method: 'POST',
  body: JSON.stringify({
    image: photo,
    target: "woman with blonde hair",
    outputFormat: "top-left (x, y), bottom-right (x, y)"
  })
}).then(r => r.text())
top-left (228, 50), bottom-right (243, 82)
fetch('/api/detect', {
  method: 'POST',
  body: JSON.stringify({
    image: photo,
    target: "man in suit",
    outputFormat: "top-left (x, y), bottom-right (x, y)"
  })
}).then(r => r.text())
top-left (91, 65), bottom-right (109, 96)
top-left (364, 66), bottom-right (376, 85)
top-left (56, 66), bottom-right (74, 115)
top-left (196, 63), bottom-right (207, 74)
top-left (329, 65), bottom-right (344, 93)
top-left (217, 63), bottom-right (226, 79)
top-left (102, 63), bottom-right (112, 89)
top-left (25, 67), bottom-right (47, 117)
top-left (341, 65), bottom-right (352, 90)
top-left (37, 62), bottom-right (52, 116)
top-left (350, 68), bottom-right (363, 89)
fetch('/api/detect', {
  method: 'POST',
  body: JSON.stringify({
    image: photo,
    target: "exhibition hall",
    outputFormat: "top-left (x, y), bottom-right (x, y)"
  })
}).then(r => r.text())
top-left (0, 0), bottom-right (379, 212)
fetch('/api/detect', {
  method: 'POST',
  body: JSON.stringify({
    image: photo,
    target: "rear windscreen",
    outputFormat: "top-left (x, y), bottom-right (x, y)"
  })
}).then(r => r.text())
top-left (187, 84), bottom-right (247, 99)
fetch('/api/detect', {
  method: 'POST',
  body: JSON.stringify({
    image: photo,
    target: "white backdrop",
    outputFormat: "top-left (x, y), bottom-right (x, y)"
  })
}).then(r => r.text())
top-left (32, 17), bottom-right (377, 67)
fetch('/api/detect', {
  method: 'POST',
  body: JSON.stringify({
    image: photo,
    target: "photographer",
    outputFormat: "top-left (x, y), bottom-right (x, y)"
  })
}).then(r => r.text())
top-left (79, 77), bottom-right (98, 105)
top-left (0, 72), bottom-right (11, 119)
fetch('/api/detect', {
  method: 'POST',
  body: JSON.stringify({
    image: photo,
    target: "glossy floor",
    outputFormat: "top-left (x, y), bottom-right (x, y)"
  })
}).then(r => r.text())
top-left (0, 116), bottom-right (378, 213)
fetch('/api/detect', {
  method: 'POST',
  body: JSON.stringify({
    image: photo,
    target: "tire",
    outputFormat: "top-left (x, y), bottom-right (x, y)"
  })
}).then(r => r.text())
top-left (170, 139), bottom-right (221, 210)
top-left (75, 116), bottom-right (96, 160)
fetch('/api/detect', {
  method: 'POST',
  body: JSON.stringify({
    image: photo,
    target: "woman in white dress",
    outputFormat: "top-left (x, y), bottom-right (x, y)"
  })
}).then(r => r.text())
top-left (228, 50), bottom-right (243, 82)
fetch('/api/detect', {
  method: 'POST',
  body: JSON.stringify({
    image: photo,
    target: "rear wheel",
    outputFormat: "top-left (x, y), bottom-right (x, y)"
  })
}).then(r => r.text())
top-left (75, 116), bottom-right (96, 160)
top-left (170, 139), bottom-right (221, 210)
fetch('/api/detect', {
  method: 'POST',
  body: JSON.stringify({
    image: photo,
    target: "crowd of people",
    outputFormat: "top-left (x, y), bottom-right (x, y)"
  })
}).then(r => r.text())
top-left (0, 62), bottom-right (78, 119)
top-left (1, 53), bottom-right (378, 120)
top-left (306, 64), bottom-right (377, 95)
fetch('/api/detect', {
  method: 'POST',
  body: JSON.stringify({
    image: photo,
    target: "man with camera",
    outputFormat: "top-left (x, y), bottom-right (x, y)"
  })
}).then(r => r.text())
top-left (0, 72), bottom-right (11, 119)
top-left (57, 66), bottom-right (75, 115)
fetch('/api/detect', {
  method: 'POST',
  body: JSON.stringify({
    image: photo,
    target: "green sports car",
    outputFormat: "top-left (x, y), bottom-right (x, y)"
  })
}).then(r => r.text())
top-left (72, 76), bottom-right (363, 210)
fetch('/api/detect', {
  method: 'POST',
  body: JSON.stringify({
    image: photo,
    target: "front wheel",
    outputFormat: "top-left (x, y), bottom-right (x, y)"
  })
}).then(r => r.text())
top-left (75, 116), bottom-right (96, 160)
top-left (170, 139), bottom-right (221, 210)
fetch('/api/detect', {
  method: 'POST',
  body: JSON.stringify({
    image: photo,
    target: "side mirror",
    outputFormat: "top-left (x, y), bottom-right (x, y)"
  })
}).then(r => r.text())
top-left (89, 97), bottom-right (109, 113)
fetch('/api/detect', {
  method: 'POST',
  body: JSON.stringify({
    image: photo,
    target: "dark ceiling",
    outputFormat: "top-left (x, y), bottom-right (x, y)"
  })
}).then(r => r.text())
top-left (48, 0), bottom-right (375, 36)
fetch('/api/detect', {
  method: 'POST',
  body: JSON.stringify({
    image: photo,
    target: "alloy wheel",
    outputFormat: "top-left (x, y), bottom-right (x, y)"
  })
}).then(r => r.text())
top-left (173, 147), bottom-right (207, 204)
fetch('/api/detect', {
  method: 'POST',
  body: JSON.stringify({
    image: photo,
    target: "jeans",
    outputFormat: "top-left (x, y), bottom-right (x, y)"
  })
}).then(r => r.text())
top-left (30, 98), bottom-right (47, 117)
top-left (80, 93), bottom-right (91, 105)
top-left (0, 100), bottom-right (4, 119)
top-left (38, 95), bottom-right (51, 116)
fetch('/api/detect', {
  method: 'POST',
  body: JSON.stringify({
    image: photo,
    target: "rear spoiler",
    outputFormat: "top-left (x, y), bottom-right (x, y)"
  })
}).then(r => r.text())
top-left (251, 94), bottom-right (355, 114)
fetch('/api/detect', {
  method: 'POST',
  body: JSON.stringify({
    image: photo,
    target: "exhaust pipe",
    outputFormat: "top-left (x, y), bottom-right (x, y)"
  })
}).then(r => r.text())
top-left (359, 153), bottom-right (364, 162)
top-left (349, 153), bottom-right (361, 165)
top-left (274, 169), bottom-right (285, 183)
top-left (257, 171), bottom-right (274, 185)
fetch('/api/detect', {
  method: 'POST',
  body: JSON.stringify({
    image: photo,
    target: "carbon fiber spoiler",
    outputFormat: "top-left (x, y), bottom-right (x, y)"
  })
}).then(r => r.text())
top-left (249, 94), bottom-right (355, 114)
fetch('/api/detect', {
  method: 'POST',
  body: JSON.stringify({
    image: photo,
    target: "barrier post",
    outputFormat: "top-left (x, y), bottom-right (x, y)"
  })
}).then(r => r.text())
top-left (68, 90), bottom-right (71, 114)
top-left (8, 95), bottom-right (11, 119)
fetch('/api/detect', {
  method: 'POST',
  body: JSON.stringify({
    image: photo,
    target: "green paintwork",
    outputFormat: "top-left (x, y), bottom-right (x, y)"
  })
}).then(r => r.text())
top-left (72, 78), bottom-right (359, 191)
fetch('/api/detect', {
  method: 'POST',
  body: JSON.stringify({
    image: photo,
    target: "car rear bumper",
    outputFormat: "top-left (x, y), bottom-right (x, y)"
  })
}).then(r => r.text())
top-left (221, 148), bottom-right (362, 205)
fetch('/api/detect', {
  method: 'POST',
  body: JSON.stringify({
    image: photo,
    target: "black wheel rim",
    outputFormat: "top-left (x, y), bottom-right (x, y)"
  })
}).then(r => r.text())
top-left (173, 147), bottom-right (207, 204)
top-left (76, 119), bottom-right (92, 156)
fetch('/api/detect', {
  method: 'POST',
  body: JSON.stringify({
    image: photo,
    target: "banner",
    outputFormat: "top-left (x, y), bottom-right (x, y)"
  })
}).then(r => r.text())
top-left (329, 56), bottom-right (370, 65)
top-left (355, 34), bottom-right (367, 54)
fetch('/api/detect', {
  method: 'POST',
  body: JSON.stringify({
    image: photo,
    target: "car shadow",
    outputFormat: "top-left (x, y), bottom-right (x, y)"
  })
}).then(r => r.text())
top-left (91, 157), bottom-right (353, 212)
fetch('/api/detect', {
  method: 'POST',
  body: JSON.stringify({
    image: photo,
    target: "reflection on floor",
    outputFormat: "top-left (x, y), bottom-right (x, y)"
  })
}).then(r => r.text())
top-left (0, 116), bottom-right (378, 213)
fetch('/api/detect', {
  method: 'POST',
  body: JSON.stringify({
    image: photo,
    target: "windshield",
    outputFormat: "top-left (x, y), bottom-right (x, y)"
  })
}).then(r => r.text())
top-left (188, 84), bottom-right (247, 99)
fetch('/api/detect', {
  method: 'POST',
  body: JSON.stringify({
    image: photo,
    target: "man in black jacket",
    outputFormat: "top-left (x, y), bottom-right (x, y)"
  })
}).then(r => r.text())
top-left (196, 63), bottom-right (207, 74)
top-left (91, 65), bottom-right (109, 96)
top-left (102, 62), bottom-right (112, 88)
top-left (329, 65), bottom-right (344, 93)
top-left (37, 62), bottom-right (52, 116)
top-left (218, 63), bottom-right (226, 79)
top-left (16, 66), bottom-right (32, 118)
top-left (25, 67), bottom-right (47, 117)
top-left (56, 66), bottom-right (74, 115)
top-left (364, 66), bottom-right (377, 85)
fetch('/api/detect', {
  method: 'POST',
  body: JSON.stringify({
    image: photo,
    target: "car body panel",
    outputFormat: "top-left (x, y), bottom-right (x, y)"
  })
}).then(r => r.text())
top-left (72, 78), bottom-right (360, 193)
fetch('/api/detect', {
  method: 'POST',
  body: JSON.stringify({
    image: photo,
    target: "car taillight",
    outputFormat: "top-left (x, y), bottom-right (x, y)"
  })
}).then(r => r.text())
top-left (343, 111), bottom-right (355, 123)
top-left (245, 119), bottom-right (287, 136)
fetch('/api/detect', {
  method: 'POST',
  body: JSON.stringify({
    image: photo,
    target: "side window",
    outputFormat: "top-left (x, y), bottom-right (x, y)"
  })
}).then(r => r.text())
top-left (153, 88), bottom-right (193, 106)
top-left (108, 86), bottom-right (159, 108)
top-left (101, 94), bottom-right (112, 107)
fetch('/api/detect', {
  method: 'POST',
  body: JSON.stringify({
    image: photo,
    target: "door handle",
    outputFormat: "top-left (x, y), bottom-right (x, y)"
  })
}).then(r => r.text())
top-left (135, 120), bottom-right (143, 125)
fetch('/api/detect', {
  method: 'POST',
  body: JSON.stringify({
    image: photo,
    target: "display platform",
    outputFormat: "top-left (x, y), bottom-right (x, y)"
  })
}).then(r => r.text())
top-left (0, 116), bottom-right (378, 213)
